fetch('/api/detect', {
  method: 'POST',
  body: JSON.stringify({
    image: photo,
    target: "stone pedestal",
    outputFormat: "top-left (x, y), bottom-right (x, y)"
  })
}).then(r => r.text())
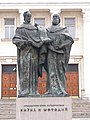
top-left (16, 97), bottom-right (72, 120)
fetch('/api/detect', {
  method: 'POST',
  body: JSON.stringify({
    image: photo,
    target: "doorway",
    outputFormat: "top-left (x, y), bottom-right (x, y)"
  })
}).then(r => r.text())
top-left (2, 64), bottom-right (17, 97)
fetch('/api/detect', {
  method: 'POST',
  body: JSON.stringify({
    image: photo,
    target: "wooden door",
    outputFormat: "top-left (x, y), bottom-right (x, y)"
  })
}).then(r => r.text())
top-left (38, 71), bottom-right (47, 95)
top-left (66, 72), bottom-right (79, 96)
top-left (66, 64), bottom-right (79, 96)
top-left (2, 65), bottom-right (17, 97)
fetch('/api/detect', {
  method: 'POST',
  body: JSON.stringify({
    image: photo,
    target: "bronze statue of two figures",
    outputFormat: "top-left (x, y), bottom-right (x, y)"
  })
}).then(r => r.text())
top-left (12, 11), bottom-right (74, 97)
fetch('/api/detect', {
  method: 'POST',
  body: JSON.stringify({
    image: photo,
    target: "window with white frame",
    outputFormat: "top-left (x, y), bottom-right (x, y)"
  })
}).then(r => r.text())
top-left (64, 18), bottom-right (75, 38)
top-left (4, 18), bottom-right (15, 39)
top-left (34, 18), bottom-right (45, 26)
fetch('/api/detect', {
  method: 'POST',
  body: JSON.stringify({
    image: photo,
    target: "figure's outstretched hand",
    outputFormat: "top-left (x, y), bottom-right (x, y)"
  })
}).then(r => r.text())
top-left (43, 38), bottom-right (53, 44)
top-left (54, 45), bottom-right (60, 50)
top-left (34, 23), bottom-right (39, 28)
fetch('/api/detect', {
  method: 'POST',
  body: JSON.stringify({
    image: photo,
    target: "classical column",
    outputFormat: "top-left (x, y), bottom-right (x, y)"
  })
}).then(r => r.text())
top-left (82, 8), bottom-right (90, 99)
top-left (19, 9), bottom-right (30, 25)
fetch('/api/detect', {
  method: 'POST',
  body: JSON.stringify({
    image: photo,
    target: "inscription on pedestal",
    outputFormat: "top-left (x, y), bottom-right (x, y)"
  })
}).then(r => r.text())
top-left (16, 97), bottom-right (72, 120)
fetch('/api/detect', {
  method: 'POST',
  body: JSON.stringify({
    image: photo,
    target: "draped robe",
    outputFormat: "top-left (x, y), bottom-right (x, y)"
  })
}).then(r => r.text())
top-left (12, 23), bottom-right (44, 96)
top-left (46, 24), bottom-right (74, 96)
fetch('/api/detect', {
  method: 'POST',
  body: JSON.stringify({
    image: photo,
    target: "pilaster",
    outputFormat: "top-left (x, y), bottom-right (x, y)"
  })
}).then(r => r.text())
top-left (82, 8), bottom-right (90, 99)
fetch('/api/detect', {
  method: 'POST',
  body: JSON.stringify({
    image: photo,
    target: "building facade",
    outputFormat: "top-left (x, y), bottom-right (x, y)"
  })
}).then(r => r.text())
top-left (0, 1), bottom-right (90, 99)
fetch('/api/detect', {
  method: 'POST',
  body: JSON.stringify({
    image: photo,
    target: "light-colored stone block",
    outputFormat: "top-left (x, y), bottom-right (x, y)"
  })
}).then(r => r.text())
top-left (16, 97), bottom-right (72, 120)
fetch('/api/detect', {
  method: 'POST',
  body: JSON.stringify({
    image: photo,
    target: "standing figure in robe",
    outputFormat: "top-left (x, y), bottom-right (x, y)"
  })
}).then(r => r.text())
top-left (46, 14), bottom-right (74, 97)
top-left (12, 11), bottom-right (50, 97)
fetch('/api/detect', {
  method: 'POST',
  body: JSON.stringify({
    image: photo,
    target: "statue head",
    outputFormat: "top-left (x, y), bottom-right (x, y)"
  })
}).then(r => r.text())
top-left (23, 11), bottom-right (32, 24)
top-left (52, 14), bottom-right (61, 25)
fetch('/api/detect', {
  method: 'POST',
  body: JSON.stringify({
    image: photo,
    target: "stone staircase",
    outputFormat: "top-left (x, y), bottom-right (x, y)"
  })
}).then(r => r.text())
top-left (0, 99), bottom-right (16, 120)
top-left (0, 98), bottom-right (90, 120)
top-left (72, 98), bottom-right (90, 118)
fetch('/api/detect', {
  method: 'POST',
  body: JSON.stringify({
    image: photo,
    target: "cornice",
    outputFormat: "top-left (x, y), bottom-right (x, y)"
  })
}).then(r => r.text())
top-left (0, 2), bottom-right (90, 4)
top-left (0, 2), bottom-right (90, 9)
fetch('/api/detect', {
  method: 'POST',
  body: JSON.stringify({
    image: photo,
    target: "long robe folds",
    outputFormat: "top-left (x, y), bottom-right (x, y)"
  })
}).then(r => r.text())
top-left (12, 23), bottom-right (44, 96)
top-left (46, 24), bottom-right (74, 96)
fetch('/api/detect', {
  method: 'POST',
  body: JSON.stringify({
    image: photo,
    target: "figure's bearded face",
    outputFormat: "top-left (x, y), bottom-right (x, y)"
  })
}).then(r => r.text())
top-left (52, 14), bottom-right (60, 25)
top-left (24, 13), bottom-right (31, 23)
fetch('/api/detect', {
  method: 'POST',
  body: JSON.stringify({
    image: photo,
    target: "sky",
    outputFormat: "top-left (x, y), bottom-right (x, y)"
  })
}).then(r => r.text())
top-left (0, 0), bottom-right (90, 3)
